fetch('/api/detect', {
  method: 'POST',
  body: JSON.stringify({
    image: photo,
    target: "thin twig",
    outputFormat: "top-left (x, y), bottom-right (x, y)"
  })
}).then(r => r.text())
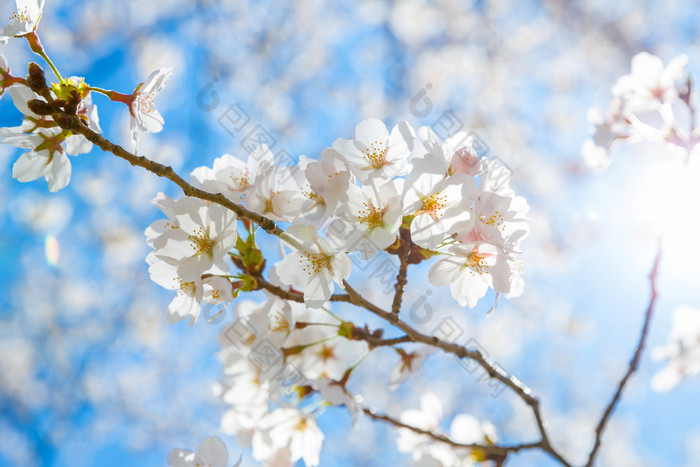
top-left (361, 406), bottom-right (542, 459)
top-left (341, 281), bottom-right (572, 466)
top-left (585, 241), bottom-right (663, 467)
top-left (51, 113), bottom-right (284, 238)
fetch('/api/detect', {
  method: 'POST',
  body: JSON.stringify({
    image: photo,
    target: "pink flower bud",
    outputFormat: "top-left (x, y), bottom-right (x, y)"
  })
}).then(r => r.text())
top-left (451, 146), bottom-right (481, 176)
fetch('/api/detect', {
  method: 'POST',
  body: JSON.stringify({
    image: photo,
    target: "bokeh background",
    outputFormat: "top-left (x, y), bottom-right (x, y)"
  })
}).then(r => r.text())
top-left (1, 0), bottom-right (699, 466)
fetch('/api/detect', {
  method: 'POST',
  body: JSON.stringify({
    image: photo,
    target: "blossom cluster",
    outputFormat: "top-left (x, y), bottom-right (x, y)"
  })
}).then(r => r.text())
top-left (139, 117), bottom-right (530, 465)
top-left (582, 52), bottom-right (694, 169)
top-left (0, 0), bottom-right (172, 190)
top-left (0, 72), bottom-right (101, 192)
top-left (214, 296), bottom-right (366, 466)
top-left (176, 118), bottom-right (529, 315)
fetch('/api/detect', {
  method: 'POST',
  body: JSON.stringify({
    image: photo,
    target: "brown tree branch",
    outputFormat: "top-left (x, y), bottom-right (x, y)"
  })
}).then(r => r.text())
top-left (340, 280), bottom-right (572, 467)
top-left (57, 109), bottom-right (570, 465)
top-left (391, 239), bottom-right (410, 315)
top-left (361, 406), bottom-right (542, 461)
top-left (585, 242), bottom-right (663, 467)
top-left (51, 113), bottom-right (284, 238)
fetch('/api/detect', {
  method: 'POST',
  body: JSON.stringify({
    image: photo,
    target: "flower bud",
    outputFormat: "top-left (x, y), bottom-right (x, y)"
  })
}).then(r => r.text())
top-left (27, 99), bottom-right (55, 116)
top-left (27, 62), bottom-right (48, 94)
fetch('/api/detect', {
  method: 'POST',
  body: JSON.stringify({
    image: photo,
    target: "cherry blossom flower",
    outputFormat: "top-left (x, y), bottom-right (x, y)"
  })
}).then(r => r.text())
top-left (398, 393), bottom-right (497, 466)
top-left (191, 144), bottom-right (276, 204)
top-left (332, 117), bottom-right (413, 182)
top-left (451, 145), bottom-right (481, 177)
top-left (252, 407), bottom-right (324, 467)
top-left (308, 378), bottom-right (360, 423)
top-left (147, 194), bottom-right (238, 282)
top-left (2, 82), bottom-right (101, 191)
top-left (389, 346), bottom-right (436, 390)
top-left (147, 253), bottom-right (233, 325)
top-left (405, 152), bottom-right (478, 250)
top-left (2, 86), bottom-right (72, 191)
top-left (411, 127), bottom-right (481, 177)
top-left (221, 296), bottom-right (296, 350)
top-left (612, 52), bottom-right (688, 112)
top-left (168, 436), bottom-right (233, 467)
top-left (217, 345), bottom-right (280, 409)
top-left (459, 190), bottom-right (529, 255)
top-left (130, 68), bottom-right (172, 151)
top-left (245, 150), bottom-right (306, 222)
top-left (397, 392), bottom-right (444, 460)
top-left (651, 306), bottom-right (700, 392)
top-left (279, 306), bottom-right (367, 380)
top-left (292, 151), bottom-right (353, 227)
top-left (329, 179), bottom-right (404, 259)
top-left (428, 241), bottom-right (512, 308)
top-left (276, 225), bottom-right (351, 308)
top-left (0, 0), bottom-right (44, 42)
top-left (0, 54), bottom-right (14, 97)
top-left (304, 148), bottom-right (353, 211)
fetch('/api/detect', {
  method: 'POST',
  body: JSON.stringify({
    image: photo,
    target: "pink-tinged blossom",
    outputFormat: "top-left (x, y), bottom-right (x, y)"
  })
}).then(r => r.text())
top-left (459, 190), bottom-right (529, 254)
top-left (276, 225), bottom-right (351, 308)
top-left (428, 241), bottom-right (511, 308)
top-left (332, 117), bottom-right (413, 182)
top-left (612, 52), bottom-right (688, 112)
top-left (168, 436), bottom-right (233, 467)
top-left (0, 0), bottom-right (44, 42)
top-left (451, 145), bottom-right (481, 176)
top-left (252, 407), bottom-right (324, 467)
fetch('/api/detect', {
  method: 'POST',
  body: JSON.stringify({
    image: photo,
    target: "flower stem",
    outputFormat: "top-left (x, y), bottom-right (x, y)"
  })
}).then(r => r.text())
top-left (25, 32), bottom-right (63, 84)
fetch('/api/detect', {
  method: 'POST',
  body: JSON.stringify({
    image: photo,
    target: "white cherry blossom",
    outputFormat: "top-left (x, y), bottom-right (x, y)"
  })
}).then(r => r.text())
top-left (245, 154), bottom-right (306, 222)
top-left (147, 194), bottom-right (238, 282)
top-left (252, 407), bottom-right (324, 467)
top-left (389, 346), bottom-right (436, 390)
top-left (332, 117), bottom-right (413, 182)
top-left (428, 241), bottom-right (511, 308)
top-left (0, 0), bottom-right (44, 42)
top-left (168, 436), bottom-right (232, 467)
top-left (276, 225), bottom-right (351, 308)
top-left (147, 253), bottom-right (232, 325)
top-left (405, 153), bottom-right (477, 250)
top-left (329, 179), bottom-right (404, 259)
top-left (130, 68), bottom-right (172, 151)
top-left (191, 144), bottom-right (275, 204)
top-left (458, 190), bottom-right (529, 255)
